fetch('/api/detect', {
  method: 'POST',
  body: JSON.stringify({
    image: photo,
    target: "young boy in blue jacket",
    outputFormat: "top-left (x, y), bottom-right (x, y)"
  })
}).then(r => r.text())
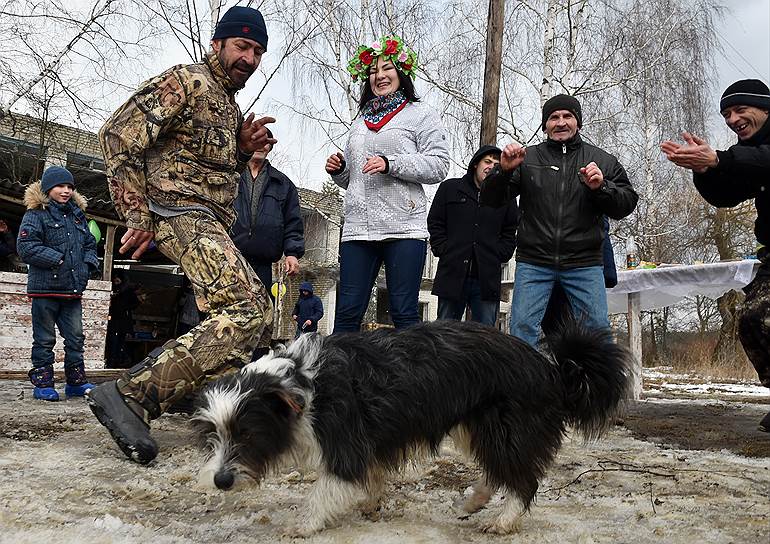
top-left (292, 281), bottom-right (324, 338)
top-left (17, 166), bottom-right (99, 401)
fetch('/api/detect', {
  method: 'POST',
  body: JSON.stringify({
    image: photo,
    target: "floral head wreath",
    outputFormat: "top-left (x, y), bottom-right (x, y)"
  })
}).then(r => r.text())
top-left (347, 35), bottom-right (418, 82)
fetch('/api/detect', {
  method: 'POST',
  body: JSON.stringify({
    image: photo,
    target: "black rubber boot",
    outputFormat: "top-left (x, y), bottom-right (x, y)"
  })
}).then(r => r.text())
top-left (760, 409), bottom-right (770, 433)
top-left (86, 381), bottom-right (158, 464)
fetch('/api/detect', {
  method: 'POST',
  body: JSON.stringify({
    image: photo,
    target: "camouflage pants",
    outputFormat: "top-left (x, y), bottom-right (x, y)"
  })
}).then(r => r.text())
top-left (738, 272), bottom-right (770, 389)
top-left (117, 211), bottom-right (273, 420)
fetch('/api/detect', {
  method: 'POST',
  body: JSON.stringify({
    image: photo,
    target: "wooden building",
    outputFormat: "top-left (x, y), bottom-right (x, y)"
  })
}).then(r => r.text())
top-left (0, 112), bottom-right (343, 371)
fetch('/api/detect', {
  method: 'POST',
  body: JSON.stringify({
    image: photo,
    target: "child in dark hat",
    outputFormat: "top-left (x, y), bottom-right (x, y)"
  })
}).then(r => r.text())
top-left (16, 166), bottom-right (99, 401)
top-left (292, 281), bottom-right (323, 338)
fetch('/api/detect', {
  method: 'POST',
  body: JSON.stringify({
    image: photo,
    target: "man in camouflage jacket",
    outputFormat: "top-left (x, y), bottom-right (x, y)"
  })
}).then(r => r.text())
top-left (87, 6), bottom-right (277, 465)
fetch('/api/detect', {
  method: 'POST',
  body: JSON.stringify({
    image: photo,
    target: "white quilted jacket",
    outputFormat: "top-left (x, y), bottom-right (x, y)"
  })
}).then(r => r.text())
top-left (332, 101), bottom-right (450, 242)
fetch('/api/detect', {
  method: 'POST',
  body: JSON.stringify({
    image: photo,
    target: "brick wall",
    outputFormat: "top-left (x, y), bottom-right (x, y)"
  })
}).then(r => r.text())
top-left (0, 113), bottom-right (101, 161)
top-left (0, 272), bottom-right (111, 371)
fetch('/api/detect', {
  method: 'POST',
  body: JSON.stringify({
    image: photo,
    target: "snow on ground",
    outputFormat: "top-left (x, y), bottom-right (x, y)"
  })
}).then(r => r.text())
top-left (0, 377), bottom-right (768, 544)
top-left (643, 367), bottom-right (770, 397)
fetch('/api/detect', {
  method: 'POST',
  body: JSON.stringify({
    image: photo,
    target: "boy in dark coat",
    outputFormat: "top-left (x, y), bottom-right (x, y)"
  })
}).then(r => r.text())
top-left (16, 166), bottom-right (98, 401)
top-left (428, 145), bottom-right (519, 326)
top-left (292, 281), bottom-right (323, 337)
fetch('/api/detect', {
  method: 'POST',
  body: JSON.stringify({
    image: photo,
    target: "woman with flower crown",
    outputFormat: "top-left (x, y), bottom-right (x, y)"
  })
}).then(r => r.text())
top-left (325, 35), bottom-right (450, 332)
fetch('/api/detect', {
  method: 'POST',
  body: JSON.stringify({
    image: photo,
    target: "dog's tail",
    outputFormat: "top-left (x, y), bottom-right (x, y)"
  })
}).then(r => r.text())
top-left (546, 322), bottom-right (632, 440)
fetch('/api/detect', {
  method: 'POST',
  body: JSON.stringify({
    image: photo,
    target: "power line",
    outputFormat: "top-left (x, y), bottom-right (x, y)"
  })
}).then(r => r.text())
top-left (715, 24), bottom-right (769, 80)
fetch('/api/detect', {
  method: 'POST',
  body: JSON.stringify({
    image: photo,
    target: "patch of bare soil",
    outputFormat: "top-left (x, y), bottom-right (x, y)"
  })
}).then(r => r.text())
top-left (622, 399), bottom-right (770, 458)
top-left (0, 379), bottom-right (768, 544)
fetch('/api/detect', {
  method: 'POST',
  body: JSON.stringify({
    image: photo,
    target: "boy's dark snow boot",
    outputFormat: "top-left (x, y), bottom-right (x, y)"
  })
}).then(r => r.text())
top-left (760, 409), bottom-right (770, 433)
top-left (64, 363), bottom-right (95, 397)
top-left (29, 365), bottom-right (59, 401)
top-left (86, 381), bottom-right (158, 464)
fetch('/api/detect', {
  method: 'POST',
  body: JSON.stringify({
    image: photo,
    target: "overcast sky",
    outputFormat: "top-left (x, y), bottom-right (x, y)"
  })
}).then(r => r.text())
top-left (62, 0), bottom-right (770, 190)
top-left (715, 0), bottom-right (770, 93)
top-left (713, 1), bottom-right (769, 117)
top-left (705, 0), bottom-right (770, 146)
top-left (263, 0), bottom-right (770, 189)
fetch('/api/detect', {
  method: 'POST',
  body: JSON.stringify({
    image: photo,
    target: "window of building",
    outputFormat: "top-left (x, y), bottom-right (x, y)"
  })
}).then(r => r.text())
top-left (66, 152), bottom-right (107, 190)
top-left (0, 136), bottom-right (46, 184)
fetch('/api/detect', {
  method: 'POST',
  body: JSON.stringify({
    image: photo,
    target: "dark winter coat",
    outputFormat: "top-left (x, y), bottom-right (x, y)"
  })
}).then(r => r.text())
top-left (292, 281), bottom-right (324, 333)
top-left (482, 135), bottom-right (638, 269)
top-left (0, 231), bottom-right (15, 258)
top-left (693, 115), bottom-right (770, 252)
top-left (600, 216), bottom-right (618, 288)
top-left (428, 146), bottom-right (520, 301)
top-left (16, 182), bottom-right (99, 296)
top-left (231, 161), bottom-right (305, 265)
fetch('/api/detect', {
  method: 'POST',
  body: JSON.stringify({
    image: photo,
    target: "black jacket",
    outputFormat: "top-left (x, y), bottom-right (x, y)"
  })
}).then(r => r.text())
top-left (231, 161), bottom-right (305, 265)
top-left (693, 116), bottom-right (770, 250)
top-left (428, 146), bottom-right (519, 301)
top-left (482, 135), bottom-right (638, 269)
top-left (0, 231), bottom-right (15, 258)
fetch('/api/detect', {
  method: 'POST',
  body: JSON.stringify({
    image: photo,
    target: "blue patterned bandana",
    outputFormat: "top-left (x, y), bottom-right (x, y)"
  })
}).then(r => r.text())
top-left (363, 90), bottom-right (408, 131)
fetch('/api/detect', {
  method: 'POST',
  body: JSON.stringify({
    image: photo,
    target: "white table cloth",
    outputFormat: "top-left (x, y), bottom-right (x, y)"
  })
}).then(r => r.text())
top-left (607, 259), bottom-right (761, 314)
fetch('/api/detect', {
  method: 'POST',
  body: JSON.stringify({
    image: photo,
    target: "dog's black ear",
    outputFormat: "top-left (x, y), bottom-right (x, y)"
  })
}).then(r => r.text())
top-left (263, 389), bottom-right (305, 419)
top-left (277, 390), bottom-right (305, 415)
top-left (271, 343), bottom-right (288, 357)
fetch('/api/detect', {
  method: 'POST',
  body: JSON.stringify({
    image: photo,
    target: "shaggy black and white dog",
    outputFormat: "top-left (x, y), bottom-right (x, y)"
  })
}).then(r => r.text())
top-left (193, 320), bottom-right (631, 535)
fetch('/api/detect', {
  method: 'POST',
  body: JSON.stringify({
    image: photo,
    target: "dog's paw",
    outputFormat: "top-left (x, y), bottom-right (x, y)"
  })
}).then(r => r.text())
top-left (359, 497), bottom-right (382, 519)
top-left (461, 493), bottom-right (490, 514)
top-left (459, 485), bottom-right (492, 514)
top-left (285, 520), bottom-right (324, 538)
top-left (481, 517), bottom-right (522, 535)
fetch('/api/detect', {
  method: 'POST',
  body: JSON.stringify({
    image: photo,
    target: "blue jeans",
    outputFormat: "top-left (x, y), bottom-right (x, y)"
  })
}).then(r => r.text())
top-left (437, 277), bottom-right (499, 326)
top-left (334, 239), bottom-right (426, 333)
top-left (31, 297), bottom-right (84, 369)
top-left (510, 262), bottom-right (609, 347)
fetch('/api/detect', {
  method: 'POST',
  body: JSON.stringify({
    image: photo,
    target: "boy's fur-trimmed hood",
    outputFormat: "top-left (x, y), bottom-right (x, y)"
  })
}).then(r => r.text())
top-left (23, 181), bottom-right (88, 211)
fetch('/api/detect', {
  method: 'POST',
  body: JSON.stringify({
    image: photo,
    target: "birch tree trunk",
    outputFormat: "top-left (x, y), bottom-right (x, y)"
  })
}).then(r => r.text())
top-left (540, 0), bottom-right (560, 106)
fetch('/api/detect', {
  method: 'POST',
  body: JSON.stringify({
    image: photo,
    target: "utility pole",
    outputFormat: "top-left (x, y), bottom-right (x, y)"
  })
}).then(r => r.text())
top-left (479, 0), bottom-right (505, 146)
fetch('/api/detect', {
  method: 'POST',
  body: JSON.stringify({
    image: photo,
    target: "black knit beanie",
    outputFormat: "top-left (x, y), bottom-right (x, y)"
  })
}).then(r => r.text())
top-left (720, 79), bottom-right (770, 112)
top-left (212, 6), bottom-right (268, 50)
top-left (541, 94), bottom-right (582, 130)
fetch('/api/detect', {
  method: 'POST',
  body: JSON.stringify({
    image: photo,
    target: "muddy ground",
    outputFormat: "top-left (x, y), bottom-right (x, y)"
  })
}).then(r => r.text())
top-left (0, 375), bottom-right (768, 544)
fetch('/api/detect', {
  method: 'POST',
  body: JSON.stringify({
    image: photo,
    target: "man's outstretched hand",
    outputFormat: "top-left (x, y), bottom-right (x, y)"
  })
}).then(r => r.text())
top-left (661, 132), bottom-right (718, 174)
top-left (239, 113), bottom-right (277, 155)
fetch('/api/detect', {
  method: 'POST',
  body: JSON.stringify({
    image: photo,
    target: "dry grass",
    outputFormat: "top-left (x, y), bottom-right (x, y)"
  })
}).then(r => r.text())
top-left (653, 334), bottom-right (758, 382)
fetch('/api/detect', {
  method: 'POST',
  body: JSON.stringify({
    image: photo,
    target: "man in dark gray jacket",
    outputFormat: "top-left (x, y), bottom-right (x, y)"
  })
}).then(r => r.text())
top-left (482, 94), bottom-right (638, 347)
top-left (428, 145), bottom-right (518, 326)
top-left (662, 79), bottom-right (770, 432)
top-left (231, 129), bottom-right (304, 299)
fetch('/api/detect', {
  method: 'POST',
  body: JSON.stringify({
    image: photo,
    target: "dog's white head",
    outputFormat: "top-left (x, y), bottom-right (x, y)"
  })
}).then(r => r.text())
top-left (193, 333), bottom-right (324, 490)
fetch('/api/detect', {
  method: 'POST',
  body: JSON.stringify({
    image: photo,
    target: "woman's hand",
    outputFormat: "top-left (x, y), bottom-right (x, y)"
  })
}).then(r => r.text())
top-left (362, 155), bottom-right (387, 174)
top-left (325, 152), bottom-right (345, 174)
